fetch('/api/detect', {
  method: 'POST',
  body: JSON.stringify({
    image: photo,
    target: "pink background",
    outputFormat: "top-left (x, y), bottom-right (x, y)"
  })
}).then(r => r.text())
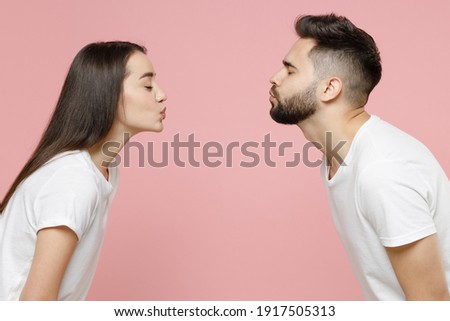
top-left (1, 0), bottom-right (449, 300)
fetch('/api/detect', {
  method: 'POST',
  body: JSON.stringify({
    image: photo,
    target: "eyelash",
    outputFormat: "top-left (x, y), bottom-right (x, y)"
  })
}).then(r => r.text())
top-left (145, 86), bottom-right (153, 91)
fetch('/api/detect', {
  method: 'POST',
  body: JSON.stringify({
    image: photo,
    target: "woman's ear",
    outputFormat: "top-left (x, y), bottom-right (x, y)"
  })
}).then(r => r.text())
top-left (319, 77), bottom-right (342, 102)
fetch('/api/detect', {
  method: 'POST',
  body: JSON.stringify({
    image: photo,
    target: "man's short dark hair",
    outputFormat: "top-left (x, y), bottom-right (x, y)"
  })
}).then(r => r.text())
top-left (295, 14), bottom-right (382, 106)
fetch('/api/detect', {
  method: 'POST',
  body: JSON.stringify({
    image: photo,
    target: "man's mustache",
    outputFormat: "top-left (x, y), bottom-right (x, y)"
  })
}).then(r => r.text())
top-left (270, 86), bottom-right (280, 100)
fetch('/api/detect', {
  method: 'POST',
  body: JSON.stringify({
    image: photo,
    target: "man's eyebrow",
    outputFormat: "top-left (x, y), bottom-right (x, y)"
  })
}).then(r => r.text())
top-left (282, 60), bottom-right (298, 69)
top-left (139, 72), bottom-right (155, 79)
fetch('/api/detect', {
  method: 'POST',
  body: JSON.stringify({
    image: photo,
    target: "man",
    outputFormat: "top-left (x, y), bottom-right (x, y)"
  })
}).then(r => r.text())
top-left (269, 13), bottom-right (450, 300)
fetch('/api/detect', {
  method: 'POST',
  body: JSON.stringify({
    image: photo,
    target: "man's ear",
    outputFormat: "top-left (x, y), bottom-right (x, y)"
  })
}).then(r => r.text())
top-left (319, 77), bottom-right (342, 102)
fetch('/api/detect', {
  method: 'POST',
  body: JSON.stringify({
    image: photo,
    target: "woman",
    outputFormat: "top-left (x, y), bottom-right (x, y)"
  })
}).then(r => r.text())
top-left (0, 41), bottom-right (167, 300)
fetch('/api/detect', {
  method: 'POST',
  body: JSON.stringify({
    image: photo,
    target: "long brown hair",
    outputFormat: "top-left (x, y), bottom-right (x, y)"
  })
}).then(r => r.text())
top-left (0, 41), bottom-right (146, 213)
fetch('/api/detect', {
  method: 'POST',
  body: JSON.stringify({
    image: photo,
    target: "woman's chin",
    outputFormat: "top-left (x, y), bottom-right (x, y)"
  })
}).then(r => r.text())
top-left (148, 123), bottom-right (164, 133)
top-left (131, 121), bottom-right (164, 134)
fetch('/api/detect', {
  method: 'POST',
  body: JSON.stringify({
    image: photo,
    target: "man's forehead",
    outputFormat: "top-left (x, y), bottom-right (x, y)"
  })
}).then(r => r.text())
top-left (285, 38), bottom-right (316, 62)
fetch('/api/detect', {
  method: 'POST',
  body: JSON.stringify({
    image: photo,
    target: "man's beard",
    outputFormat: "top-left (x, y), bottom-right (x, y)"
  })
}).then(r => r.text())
top-left (270, 83), bottom-right (318, 124)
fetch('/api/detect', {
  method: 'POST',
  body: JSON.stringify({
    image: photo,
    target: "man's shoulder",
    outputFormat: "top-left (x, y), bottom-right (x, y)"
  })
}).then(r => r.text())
top-left (355, 117), bottom-right (436, 172)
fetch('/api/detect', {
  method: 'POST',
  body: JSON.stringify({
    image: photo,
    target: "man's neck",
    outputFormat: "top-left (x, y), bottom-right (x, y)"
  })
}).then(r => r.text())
top-left (298, 107), bottom-right (370, 178)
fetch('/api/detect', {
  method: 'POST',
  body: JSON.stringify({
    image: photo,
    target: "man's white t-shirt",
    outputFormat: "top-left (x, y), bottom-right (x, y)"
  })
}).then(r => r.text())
top-left (322, 115), bottom-right (450, 300)
top-left (0, 149), bottom-right (119, 300)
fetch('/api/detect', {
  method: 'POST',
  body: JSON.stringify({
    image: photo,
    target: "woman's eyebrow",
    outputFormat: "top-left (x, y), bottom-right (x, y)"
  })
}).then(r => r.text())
top-left (139, 72), bottom-right (155, 79)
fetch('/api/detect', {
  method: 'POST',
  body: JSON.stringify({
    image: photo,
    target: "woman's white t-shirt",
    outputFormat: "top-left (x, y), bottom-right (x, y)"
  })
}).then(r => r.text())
top-left (0, 149), bottom-right (119, 300)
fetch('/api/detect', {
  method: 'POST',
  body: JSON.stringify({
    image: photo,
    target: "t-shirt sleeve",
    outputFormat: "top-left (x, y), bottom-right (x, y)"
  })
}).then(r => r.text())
top-left (357, 161), bottom-right (436, 247)
top-left (32, 166), bottom-right (99, 240)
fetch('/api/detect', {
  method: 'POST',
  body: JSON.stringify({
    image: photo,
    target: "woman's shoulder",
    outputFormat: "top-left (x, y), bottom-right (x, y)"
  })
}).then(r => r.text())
top-left (44, 149), bottom-right (86, 167)
top-left (22, 150), bottom-right (99, 194)
top-left (41, 150), bottom-right (94, 177)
